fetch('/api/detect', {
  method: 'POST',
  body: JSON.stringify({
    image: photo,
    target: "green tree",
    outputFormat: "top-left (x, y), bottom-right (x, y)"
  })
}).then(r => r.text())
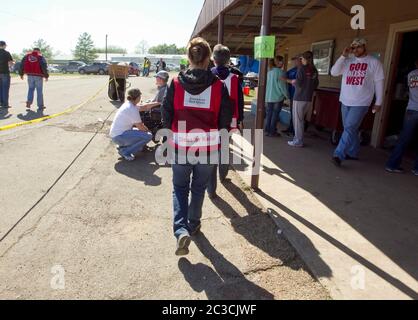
top-left (177, 47), bottom-right (187, 54)
top-left (73, 33), bottom-right (98, 63)
top-left (95, 45), bottom-right (127, 54)
top-left (22, 39), bottom-right (54, 60)
top-left (12, 53), bottom-right (22, 62)
top-left (149, 43), bottom-right (186, 55)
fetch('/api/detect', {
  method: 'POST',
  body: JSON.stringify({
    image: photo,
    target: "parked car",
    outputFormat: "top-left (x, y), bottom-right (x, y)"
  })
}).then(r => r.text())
top-left (48, 66), bottom-right (61, 73)
top-left (128, 62), bottom-right (140, 76)
top-left (78, 62), bottom-right (110, 75)
top-left (166, 63), bottom-right (180, 72)
top-left (61, 61), bottom-right (86, 74)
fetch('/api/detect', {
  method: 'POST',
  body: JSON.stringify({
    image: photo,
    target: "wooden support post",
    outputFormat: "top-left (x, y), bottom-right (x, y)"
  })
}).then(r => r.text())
top-left (251, 0), bottom-right (273, 191)
top-left (218, 13), bottom-right (225, 44)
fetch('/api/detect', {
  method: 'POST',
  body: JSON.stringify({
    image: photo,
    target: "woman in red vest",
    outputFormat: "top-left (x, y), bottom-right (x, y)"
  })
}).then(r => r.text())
top-left (162, 37), bottom-right (232, 256)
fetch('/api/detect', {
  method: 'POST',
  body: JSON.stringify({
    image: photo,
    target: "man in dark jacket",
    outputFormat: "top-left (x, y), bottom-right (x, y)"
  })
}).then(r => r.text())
top-left (19, 48), bottom-right (49, 109)
top-left (0, 41), bottom-right (14, 108)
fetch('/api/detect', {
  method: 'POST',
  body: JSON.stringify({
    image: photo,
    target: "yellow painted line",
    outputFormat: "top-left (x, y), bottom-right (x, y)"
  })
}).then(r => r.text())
top-left (0, 82), bottom-right (108, 132)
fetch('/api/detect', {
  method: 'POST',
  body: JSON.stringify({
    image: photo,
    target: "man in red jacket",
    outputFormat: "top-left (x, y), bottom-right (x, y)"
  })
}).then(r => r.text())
top-left (19, 48), bottom-right (49, 110)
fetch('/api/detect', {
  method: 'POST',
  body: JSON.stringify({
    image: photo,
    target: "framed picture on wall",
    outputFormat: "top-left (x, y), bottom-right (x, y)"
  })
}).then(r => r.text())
top-left (311, 40), bottom-right (335, 75)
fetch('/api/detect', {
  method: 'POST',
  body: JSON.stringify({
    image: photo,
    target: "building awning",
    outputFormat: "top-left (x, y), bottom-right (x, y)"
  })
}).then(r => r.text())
top-left (192, 0), bottom-right (351, 55)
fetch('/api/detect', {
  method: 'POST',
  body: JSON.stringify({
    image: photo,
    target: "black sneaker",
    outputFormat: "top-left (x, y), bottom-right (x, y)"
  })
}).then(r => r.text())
top-left (385, 167), bottom-right (404, 174)
top-left (332, 157), bottom-right (342, 167)
top-left (175, 234), bottom-right (191, 256)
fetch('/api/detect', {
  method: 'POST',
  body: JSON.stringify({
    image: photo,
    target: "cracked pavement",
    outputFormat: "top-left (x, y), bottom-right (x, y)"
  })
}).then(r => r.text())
top-left (0, 75), bottom-right (328, 300)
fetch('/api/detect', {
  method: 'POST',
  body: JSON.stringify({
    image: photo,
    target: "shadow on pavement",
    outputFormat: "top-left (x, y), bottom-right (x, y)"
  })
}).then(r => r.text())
top-left (258, 193), bottom-right (418, 300)
top-left (236, 109), bottom-right (418, 299)
top-left (114, 150), bottom-right (162, 186)
top-left (211, 178), bottom-right (332, 279)
top-left (17, 109), bottom-right (46, 121)
top-left (178, 233), bottom-right (274, 300)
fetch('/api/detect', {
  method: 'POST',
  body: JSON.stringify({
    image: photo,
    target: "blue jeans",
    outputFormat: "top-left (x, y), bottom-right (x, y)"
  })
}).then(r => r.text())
top-left (0, 73), bottom-right (11, 107)
top-left (112, 130), bottom-right (152, 157)
top-left (265, 101), bottom-right (283, 135)
top-left (386, 110), bottom-right (418, 171)
top-left (27, 75), bottom-right (44, 107)
top-left (334, 104), bottom-right (369, 161)
top-left (172, 164), bottom-right (215, 239)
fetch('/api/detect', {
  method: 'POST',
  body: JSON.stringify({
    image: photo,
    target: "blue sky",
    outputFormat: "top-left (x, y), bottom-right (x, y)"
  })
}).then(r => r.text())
top-left (0, 0), bottom-right (205, 55)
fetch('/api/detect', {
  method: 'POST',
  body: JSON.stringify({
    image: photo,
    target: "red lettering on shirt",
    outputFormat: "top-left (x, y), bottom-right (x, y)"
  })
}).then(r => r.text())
top-left (409, 76), bottom-right (418, 88)
top-left (347, 63), bottom-right (369, 86)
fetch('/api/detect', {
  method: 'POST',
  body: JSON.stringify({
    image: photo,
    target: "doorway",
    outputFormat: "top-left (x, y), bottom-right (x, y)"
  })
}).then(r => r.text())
top-left (383, 31), bottom-right (418, 150)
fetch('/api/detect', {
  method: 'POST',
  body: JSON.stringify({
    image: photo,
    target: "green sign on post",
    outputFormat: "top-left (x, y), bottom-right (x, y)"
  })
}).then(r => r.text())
top-left (254, 35), bottom-right (276, 59)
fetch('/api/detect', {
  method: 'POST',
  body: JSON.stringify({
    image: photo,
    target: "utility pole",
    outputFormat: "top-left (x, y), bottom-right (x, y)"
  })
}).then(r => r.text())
top-left (105, 34), bottom-right (108, 62)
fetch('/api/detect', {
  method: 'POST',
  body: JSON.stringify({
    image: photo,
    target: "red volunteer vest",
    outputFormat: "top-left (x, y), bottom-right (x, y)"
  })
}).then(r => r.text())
top-left (171, 77), bottom-right (222, 152)
top-left (23, 52), bottom-right (44, 77)
top-left (223, 73), bottom-right (239, 129)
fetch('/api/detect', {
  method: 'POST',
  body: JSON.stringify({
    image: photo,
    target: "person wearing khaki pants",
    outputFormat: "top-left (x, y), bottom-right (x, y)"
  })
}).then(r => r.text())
top-left (288, 51), bottom-right (319, 148)
top-left (292, 100), bottom-right (312, 145)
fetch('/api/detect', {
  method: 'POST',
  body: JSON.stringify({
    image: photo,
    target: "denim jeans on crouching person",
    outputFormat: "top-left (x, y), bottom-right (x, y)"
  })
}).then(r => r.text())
top-left (27, 75), bottom-right (44, 107)
top-left (386, 110), bottom-right (418, 171)
top-left (0, 74), bottom-right (11, 107)
top-left (334, 104), bottom-right (369, 161)
top-left (112, 129), bottom-right (153, 157)
top-left (172, 163), bottom-right (215, 239)
top-left (265, 101), bottom-right (283, 135)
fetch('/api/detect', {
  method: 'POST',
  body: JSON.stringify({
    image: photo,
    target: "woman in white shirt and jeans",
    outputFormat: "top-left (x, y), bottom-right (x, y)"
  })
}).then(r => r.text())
top-left (330, 38), bottom-right (385, 166)
top-left (110, 88), bottom-right (153, 161)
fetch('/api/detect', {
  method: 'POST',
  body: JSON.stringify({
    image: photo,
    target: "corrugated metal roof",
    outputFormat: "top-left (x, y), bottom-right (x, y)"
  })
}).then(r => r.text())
top-left (192, 0), bottom-right (337, 55)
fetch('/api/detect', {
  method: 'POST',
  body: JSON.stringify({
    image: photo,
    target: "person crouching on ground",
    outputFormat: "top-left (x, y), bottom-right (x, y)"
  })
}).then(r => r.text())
top-left (207, 43), bottom-right (244, 199)
top-left (110, 88), bottom-right (153, 161)
top-left (162, 37), bottom-right (232, 256)
top-left (288, 51), bottom-right (319, 148)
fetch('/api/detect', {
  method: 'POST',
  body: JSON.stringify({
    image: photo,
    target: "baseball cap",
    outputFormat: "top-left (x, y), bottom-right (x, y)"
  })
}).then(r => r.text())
top-left (351, 38), bottom-right (367, 47)
top-left (155, 70), bottom-right (169, 81)
top-left (0, 41), bottom-right (6, 46)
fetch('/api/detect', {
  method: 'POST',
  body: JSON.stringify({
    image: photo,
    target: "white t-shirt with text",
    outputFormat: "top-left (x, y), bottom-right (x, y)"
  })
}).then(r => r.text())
top-left (331, 55), bottom-right (385, 107)
top-left (407, 69), bottom-right (418, 112)
top-left (110, 101), bottom-right (142, 138)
